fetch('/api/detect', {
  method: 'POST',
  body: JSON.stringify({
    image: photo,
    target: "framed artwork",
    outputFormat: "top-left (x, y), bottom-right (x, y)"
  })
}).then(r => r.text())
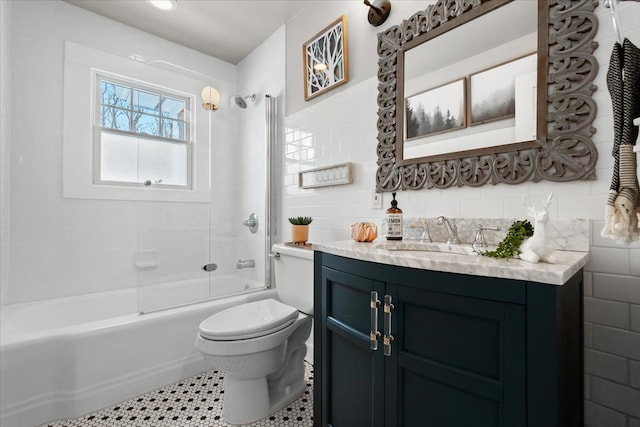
top-left (405, 78), bottom-right (466, 140)
top-left (298, 162), bottom-right (352, 189)
top-left (468, 53), bottom-right (537, 126)
top-left (303, 16), bottom-right (348, 101)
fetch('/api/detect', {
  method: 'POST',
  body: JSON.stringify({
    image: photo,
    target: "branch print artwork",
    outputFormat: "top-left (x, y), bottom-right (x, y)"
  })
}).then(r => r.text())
top-left (303, 16), bottom-right (348, 101)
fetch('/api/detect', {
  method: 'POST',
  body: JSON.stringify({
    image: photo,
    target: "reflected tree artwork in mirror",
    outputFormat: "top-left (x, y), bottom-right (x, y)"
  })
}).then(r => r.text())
top-left (468, 53), bottom-right (537, 126)
top-left (406, 78), bottom-right (466, 139)
top-left (375, 0), bottom-right (599, 191)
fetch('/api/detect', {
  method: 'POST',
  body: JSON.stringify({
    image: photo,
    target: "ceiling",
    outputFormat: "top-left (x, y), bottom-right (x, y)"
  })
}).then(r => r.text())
top-left (63, 0), bottom-right (311, 65)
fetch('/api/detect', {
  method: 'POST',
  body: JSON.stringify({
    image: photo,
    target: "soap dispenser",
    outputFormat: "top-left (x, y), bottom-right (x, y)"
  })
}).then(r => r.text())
top-left (385, 192), bottom-right (403, 241)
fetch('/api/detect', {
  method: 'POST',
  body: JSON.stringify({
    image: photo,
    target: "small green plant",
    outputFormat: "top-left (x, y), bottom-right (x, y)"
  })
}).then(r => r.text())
top-left (480, 220), bottom-right (534, 259)
top-left (288, 216), bottom-right (313, 225)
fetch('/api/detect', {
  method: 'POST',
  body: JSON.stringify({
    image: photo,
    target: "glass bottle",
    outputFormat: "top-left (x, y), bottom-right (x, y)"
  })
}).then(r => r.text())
top-left (385, 192), bottom-right (403, 241)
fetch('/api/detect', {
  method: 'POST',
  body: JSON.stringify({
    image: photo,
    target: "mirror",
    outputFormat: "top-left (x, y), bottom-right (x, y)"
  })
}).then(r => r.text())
top-left (375, 0), bottom-right (599, 191)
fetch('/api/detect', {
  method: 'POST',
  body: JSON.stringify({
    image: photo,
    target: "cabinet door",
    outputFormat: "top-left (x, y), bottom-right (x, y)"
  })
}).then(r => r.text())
top-left (320, 267), bottom-right (385, 427)
top-left (385, 283), bottom-right (526, 427)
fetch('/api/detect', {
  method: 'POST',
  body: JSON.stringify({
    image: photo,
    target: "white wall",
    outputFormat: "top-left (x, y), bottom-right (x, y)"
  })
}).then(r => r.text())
top-left (4, 0), bottom-right (238, 304)
top-left (0, 0), bottom-right (11, 305)
top-left (283, 2), bottom-right (640, 426)
top-left (224, 26), bottom-right (287, 286)
top-left (285, 0), bottom-right (425, 115)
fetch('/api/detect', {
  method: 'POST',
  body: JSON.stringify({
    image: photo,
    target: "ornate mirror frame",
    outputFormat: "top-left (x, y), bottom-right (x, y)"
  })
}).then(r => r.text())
top-left (375, 0), bottom-right (599, 191)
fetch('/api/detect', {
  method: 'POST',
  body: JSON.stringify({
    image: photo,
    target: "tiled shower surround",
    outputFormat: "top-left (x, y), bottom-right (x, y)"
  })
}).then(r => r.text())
top-left (280, 3), bottom-right (640, 426)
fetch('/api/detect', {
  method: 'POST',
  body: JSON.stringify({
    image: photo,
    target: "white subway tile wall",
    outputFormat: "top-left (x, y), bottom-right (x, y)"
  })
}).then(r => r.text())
top-left (281, 3), bottom-right (640, 426)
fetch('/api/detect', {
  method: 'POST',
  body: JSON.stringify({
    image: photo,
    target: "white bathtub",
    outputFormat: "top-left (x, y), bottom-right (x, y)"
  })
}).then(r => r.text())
top-left (0, 278), bottom-right (276, 427)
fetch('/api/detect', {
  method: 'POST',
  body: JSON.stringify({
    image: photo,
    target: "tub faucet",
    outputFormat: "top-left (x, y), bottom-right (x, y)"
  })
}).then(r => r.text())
top-left (436, 216), bottom-right (460, 245)
top-left (236, 259), bottom-right (255, 269)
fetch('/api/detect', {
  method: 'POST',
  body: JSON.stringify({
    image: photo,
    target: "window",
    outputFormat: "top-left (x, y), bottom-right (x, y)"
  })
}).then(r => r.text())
top-left (95, 74), bottom-right (192, 189)
top-left (63, 41), bottom-right (211, 203)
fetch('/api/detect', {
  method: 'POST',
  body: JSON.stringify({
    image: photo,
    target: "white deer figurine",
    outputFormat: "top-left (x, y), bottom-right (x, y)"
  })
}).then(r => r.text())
top-left (519, 193), bottom-right (555, 264)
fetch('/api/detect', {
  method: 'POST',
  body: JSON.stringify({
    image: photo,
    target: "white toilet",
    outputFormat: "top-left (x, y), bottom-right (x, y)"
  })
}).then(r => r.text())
top-left (195, 243), bottom-right (313, 425)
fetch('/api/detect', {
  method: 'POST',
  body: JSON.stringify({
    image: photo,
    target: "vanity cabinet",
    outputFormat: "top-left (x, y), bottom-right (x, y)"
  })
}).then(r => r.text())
top-left (313, 252), bottom-right (583, 427)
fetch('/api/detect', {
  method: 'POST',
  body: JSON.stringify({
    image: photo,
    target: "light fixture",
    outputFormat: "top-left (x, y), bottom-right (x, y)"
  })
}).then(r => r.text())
top-left (363, 0), bottom-right (391, 27)
top-left (146, 0), bottom-right (177, 12)
top-left (201, 86), bottom-right (220, 111)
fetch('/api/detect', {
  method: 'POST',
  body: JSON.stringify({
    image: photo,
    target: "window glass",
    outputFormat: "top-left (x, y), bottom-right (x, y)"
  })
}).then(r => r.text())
top-left (135, 113), bottom-right (160, 136)
top-left (100, 132), bottom-right (139, 183)
top-left (101, 81), bottom-right (131, 108)
top-left (138, 139), bottom-right (188, 186)
top-left (133, 89), bottom-right (160, 115)
top-left (100, 132), bottom-right (188, 187)
top-left (101, 105), bottom-right (130, 130)
top-left (162, 118), bottom-right (186, 140)
top-left (161, 97), bottom-right (186, 120)
top-left (96, 74), bottom-right (191, 189)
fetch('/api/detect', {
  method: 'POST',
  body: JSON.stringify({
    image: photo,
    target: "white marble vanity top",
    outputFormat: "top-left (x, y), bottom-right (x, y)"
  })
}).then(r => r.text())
top-left (314, 240), bottom-right (589, 286)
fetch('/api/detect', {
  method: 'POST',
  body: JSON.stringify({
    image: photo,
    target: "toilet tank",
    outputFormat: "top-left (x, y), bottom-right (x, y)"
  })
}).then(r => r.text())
top-left (272, 243), bottom-right (314, 315)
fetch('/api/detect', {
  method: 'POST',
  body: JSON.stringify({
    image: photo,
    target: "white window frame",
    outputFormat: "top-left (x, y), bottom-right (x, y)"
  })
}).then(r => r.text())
top-left (63, 41), bottom-right (212, 203)
top-left (94, 73), bottom-right (194, 190)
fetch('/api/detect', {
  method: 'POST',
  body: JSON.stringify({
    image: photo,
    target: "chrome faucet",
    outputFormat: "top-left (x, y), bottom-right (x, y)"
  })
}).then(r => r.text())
top-left (472, 224), bottom-right (501, 249)
top-left (410, 220), bottom-right (432, 242)
top-left (436, 216), bottom-right (460, 244)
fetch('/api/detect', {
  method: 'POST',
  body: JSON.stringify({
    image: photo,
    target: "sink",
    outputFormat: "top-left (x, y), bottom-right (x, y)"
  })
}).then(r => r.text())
top-left (376, 241), bottom-right (476, 256)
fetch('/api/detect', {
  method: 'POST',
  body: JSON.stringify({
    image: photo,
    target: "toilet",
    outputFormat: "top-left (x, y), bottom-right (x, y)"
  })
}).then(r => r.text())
top-left (195, 243), bottom-right (313, 425)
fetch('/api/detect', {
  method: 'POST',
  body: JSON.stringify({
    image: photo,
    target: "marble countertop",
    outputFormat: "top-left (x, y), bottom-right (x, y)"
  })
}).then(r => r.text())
top-left (314, 240), bottom-right (589, 286)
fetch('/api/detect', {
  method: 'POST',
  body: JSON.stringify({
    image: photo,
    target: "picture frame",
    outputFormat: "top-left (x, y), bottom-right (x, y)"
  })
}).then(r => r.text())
top-left (405, 78), bottom-right (466, 140)
top-left (298, 162), bottom-right (352, 189)
top-left (302, 16), bottom-right (348, 101)
top-left (468, 53), bottom-right (537, 126)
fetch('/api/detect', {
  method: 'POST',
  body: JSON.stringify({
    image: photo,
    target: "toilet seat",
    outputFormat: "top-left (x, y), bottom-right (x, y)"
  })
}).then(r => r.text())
top-left (199, 299), bottom-right (298, 341)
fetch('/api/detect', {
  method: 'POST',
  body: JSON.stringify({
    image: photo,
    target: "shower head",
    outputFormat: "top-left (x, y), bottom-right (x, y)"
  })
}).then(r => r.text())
top-left (234, 94), bottom-right (256, 109)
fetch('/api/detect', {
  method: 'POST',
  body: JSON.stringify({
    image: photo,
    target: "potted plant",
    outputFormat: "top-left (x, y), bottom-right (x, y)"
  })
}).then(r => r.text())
top-left (289, 216), bottom-right (313, 243)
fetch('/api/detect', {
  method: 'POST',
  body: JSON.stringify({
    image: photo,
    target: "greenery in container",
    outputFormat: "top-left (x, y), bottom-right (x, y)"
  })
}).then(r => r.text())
top-left (289, 216), bottom-right (313, 243)
top-left (480, 220), bottom-right (534, 259)
top-left (288, 216), bottom-right (313, 225)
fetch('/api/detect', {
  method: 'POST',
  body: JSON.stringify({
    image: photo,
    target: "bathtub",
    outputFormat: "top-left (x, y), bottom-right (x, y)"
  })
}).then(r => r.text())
top-left (0, 277), bottom-right (276, 427)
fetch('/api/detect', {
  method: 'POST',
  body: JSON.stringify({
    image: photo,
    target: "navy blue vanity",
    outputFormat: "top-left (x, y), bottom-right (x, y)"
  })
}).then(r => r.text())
top-left (313, 242), bottom-right (588, 427)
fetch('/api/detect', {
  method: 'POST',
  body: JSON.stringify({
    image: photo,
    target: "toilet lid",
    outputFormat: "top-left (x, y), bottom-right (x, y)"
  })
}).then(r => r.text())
top-left (199, 299), bottom-right (299, 341)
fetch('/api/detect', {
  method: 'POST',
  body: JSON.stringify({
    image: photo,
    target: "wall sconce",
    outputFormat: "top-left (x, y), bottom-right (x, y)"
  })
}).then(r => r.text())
top-left (201, 86), bottom-right (220, 111)
top-left (363, 0), bottom-right (391, 27)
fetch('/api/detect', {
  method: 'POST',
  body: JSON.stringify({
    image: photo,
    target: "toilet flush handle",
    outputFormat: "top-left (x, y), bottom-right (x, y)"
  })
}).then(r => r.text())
top-left (268, 252), bottom-right (280, 260)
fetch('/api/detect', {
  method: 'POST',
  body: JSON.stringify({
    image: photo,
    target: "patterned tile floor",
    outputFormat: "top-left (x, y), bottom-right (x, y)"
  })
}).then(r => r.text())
top-left (42, 363), bottom-right (313, 427)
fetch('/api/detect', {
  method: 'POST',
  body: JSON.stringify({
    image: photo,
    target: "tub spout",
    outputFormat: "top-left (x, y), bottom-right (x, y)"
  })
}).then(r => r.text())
top-left (236, 259), bottom-right (256, 269)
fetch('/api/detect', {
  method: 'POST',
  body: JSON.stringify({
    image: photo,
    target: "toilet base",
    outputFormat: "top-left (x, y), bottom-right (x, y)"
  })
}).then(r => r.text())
top-left (223, 376), bottom-right (271, 425)
top-left (222, 374), bottom-right (307, 425)
top-left (218, 318), bottom-right (312, 425)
